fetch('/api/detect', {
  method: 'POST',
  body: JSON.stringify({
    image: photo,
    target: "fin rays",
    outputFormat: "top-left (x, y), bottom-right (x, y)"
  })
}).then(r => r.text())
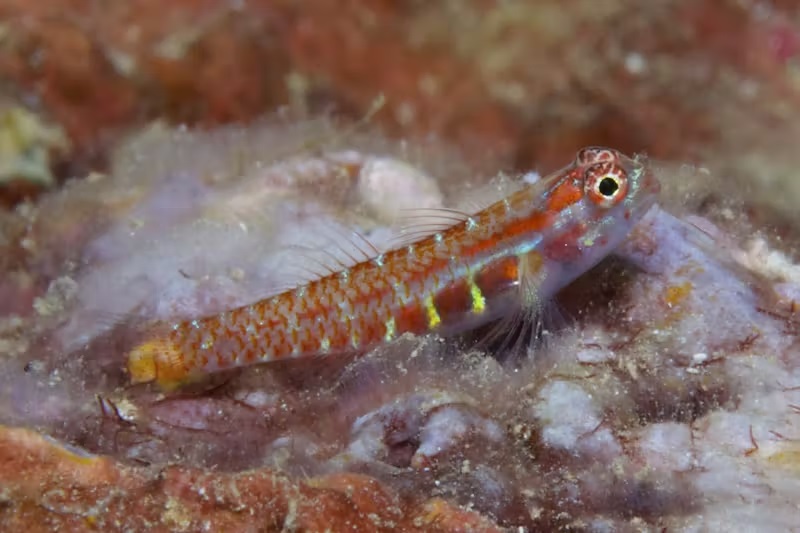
top-left (389, 206), bottom-right (474, 248)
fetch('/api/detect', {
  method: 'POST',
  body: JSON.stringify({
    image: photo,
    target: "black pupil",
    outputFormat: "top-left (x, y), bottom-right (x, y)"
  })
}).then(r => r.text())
top-left (598, 176), bottom-right (619, 197)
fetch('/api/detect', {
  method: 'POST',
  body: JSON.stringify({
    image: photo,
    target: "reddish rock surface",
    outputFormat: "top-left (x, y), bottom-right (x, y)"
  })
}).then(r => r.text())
top-left (0, 427), bottom-right (503, 532)
top-left (0, 1), bottom-right (799, 176)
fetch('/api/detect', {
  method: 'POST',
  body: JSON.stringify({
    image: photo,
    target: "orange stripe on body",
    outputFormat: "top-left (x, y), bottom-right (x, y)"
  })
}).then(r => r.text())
top-left (546, 180), bottom-right (583, 211)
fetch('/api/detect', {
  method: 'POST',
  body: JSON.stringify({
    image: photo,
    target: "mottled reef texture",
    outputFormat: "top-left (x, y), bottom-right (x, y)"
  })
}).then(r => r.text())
top-left (1, 1), bottom-right (800, 532)
top-left (2, 0), bottom-right (800, 213)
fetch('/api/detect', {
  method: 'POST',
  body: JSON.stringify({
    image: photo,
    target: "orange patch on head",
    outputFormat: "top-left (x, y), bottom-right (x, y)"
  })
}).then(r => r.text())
top-left (546, 180), bottom-right (583, 212)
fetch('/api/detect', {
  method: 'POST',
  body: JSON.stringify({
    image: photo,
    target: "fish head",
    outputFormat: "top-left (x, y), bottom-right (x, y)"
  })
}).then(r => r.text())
top-left (535, 147), bottom-right (662, 288)
top-left (574, 146), bottom-right (660, 222)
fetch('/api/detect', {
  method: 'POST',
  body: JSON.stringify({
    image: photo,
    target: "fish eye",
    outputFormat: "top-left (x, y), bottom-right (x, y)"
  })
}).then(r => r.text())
top-left (585, 163), bottom-right (628, 207)
top-left (597, 175), bottom-right (620, 197)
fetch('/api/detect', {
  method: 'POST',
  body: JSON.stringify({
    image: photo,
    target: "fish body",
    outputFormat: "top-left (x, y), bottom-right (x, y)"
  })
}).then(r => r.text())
top-left (128, 147), bottom-right (660, 389)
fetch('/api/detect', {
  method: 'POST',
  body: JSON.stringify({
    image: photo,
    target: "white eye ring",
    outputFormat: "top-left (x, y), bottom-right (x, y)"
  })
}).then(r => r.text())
top-left (595, 175), bottom-right (621, 198)
top-left (585, 163), bottom-right (628, 208)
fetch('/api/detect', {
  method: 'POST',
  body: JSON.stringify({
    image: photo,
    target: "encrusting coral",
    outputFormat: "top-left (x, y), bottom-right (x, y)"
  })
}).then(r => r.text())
top-left (0, 119), bottom-right (798, 530)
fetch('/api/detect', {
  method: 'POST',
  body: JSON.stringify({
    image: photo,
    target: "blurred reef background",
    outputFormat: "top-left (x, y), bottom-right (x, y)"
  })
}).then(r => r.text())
top-left (2, 1), bottom-right (800, 531)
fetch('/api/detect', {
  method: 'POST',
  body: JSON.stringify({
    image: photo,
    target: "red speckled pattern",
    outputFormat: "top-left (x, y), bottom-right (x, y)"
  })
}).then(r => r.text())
top-left (128, 147), bottom-right (659, 389)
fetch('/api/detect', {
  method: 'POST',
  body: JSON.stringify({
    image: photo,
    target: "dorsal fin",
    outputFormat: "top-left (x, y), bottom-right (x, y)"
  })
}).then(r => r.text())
top-left (385, 170), bottom-right (545, 249)
top-left (387, 207), bottom-right (472, 247)
top-left (454, 171), bottom-right (531, 212)
top-left (266, 216), bottom-right (390, 289)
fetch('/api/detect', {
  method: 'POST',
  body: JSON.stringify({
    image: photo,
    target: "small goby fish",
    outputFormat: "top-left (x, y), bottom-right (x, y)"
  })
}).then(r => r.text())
top-left (128, 147), bottom-right (660, 389)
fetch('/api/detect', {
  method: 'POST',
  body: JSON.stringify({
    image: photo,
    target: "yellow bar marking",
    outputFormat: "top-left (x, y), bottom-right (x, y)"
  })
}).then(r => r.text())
top-left (425, 295), bottom-right (441, 329)
top-left (469, 279), bottom-right (486, 314)
top-left (384, 317), bottom-right (396, 342)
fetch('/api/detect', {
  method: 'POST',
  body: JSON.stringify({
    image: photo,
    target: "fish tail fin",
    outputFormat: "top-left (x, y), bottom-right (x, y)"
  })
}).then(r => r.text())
top-left (126, 331), bottom-right (193, 391)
